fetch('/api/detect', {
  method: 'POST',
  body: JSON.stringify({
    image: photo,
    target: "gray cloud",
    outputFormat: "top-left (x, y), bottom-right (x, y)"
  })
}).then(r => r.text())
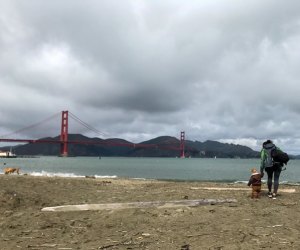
top-left (1, 0), bottom-right (300, 154)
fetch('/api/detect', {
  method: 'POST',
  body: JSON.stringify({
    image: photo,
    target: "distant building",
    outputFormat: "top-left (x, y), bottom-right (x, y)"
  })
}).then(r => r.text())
top-left (0, 151), bottom-right (17, 158)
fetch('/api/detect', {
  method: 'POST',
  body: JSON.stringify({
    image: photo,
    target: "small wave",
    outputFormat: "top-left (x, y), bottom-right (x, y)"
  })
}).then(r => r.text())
top-left (1, 170), bottom-right (118, 179)
top-left (28, 171), bottom-right (118, 179)
top-left (280, 181), bottom-right (300, 186)
top-left (94, 175), bottom-right (117, 179)
top-left (131, 177), bottom-right (158, 181)
top-left (234, 180), bottom-right (248, 184)
top-left (234, 179), bottom-right (300, 186)
top-left (29, 171), bottom-right (85, 178)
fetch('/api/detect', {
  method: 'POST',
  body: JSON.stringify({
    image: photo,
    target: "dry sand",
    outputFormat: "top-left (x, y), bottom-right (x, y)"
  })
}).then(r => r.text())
top-left (1, 174), bottom-right (300, 250)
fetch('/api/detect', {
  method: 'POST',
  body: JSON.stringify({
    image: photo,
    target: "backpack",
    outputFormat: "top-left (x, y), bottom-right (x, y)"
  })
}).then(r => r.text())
top-left (263, 148), bottom-right (274, 168)
top-left (271, 148), bottom-right (289, 165)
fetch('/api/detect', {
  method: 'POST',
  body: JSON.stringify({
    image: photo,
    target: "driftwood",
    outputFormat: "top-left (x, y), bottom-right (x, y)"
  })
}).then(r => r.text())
top-left (41, 198), bottom-right (237, 212)
top-left (190, 187), bottom-right (296, 193)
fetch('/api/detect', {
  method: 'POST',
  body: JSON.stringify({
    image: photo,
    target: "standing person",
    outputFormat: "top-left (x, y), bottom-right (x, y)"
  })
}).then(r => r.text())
top-left (260, 140), bottom-right (283, 199)
top-left (247, 168), bottom-right (262, 199)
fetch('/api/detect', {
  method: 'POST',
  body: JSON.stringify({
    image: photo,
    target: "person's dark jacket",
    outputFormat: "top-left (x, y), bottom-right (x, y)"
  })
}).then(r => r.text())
top-left (248, 173), bottom-right (262, 187)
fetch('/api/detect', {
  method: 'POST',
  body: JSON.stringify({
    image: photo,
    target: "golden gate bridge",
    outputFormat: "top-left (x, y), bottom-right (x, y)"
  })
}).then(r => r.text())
top-left (0, 111), bottom-right (186, 158)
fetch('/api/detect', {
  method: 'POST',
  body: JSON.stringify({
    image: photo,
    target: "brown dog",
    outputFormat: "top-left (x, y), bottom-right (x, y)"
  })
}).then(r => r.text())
top-left (4, 167), bottom-right (20, 175)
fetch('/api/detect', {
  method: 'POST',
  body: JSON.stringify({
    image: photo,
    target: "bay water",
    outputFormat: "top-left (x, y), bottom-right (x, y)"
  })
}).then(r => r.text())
top-left (1, 157), bottom-right (299, 184)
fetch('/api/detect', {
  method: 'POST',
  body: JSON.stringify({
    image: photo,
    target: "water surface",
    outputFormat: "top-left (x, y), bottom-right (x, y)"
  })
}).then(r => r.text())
top-left (0, 157), bottom-right (299, 183)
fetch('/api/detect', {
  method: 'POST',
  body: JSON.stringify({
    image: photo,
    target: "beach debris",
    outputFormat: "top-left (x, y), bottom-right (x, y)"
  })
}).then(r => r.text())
top-left (41, 198), bottom-right (237, 212)
top-left (28, 243), bottom-right (58, 248)
top-left (96, 180), bottom-right (112, 186)
top-left (280, 202), bottom-right (298, 206)
top-left (181, 244), bottom-right (190, 250)
top-left (267, 224), bottom-right (284, 228)
top-left (99, 243), bottom-right (120, 249)
top-left (98, 238), bottom-right (136, 249)
top-left (85, 175), bottom-right (95, 179)
top-left (102, 180), bottom-right (112, 185)
top-left (27, 245), bottom-right (73, 250)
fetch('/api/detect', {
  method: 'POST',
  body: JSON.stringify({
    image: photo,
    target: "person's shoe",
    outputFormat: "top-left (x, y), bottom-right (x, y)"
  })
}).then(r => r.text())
top-left (272, 193), bottom-right (277, 199)
top-left (268, 192), bottom-right (273, 198)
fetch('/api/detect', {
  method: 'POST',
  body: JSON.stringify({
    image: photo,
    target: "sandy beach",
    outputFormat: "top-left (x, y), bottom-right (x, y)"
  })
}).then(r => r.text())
top-left (1, 175), bottom-right (300, 250)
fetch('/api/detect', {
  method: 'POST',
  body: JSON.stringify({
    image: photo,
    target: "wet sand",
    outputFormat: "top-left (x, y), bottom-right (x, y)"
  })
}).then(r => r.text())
top-left (1, 174), bottom-right (300, 249)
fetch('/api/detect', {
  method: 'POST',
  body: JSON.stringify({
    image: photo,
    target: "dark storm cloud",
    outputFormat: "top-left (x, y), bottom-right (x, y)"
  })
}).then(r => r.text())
top-left (1, 0), bottom-right (300, 154)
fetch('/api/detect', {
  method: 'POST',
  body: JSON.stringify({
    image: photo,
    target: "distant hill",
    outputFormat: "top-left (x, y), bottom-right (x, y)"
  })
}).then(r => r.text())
top-left (186, 140), bottom-right (260, 158)
top-left (0, 134), bottom-right (262, 158)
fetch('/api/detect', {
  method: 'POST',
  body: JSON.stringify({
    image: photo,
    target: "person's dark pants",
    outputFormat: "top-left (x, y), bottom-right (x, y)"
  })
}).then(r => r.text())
top-left (265, 165), bottom-right (282, 194)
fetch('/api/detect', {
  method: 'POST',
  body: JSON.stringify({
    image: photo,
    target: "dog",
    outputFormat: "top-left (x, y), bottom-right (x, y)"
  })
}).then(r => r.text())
top-left (4, 167), bottom-right (20, 175)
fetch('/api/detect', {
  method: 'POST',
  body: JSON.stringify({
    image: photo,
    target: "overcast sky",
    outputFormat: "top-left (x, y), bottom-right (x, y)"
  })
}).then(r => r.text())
top-left (1, 0), bottom-right (300, 154)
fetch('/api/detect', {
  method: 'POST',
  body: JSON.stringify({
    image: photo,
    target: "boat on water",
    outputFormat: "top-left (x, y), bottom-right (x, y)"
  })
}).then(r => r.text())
top-left (0, 150), bottom-right (17, 158)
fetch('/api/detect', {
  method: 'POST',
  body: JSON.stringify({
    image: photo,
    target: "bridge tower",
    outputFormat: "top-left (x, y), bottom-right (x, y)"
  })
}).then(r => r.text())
top-left (180, 131), bottom-right (185, 158)
top-left (60, 110), bottom-right (68, 157)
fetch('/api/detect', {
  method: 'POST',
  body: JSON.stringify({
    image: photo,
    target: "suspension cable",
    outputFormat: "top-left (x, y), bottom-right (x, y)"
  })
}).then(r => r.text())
top-left (0, 112), bottom-right (61, 138)
top-left (68, 112), bottom-right (108, 137)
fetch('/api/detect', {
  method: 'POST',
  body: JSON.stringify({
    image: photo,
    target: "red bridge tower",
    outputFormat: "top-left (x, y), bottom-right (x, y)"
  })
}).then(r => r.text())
top-left (60, 110), bottom-right (68, 157)
top-left (180, 131), bottom-right (185, 158)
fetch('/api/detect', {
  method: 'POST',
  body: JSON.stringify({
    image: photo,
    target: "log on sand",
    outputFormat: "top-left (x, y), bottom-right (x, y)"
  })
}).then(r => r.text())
top-left (41, 198), bottom-right (237, 212)
top-left (190, 187), bottom-right (296, 193)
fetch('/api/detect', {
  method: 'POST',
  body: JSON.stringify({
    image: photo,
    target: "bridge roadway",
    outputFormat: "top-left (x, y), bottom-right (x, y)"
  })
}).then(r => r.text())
top-left (0, 138), bottom-right (180, 151)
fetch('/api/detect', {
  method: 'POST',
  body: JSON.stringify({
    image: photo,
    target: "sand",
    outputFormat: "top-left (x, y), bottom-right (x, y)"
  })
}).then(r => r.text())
top-left (1, 174), bottom-right (300, 250)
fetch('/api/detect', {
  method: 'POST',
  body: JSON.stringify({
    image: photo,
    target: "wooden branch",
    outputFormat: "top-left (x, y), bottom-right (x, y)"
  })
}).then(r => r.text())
top-left (41, 198), bottom-right (237, 212)
top-left (190, 187), bottom-right (296, 193)
top-left (28, 244), bottom-right (57, 248)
